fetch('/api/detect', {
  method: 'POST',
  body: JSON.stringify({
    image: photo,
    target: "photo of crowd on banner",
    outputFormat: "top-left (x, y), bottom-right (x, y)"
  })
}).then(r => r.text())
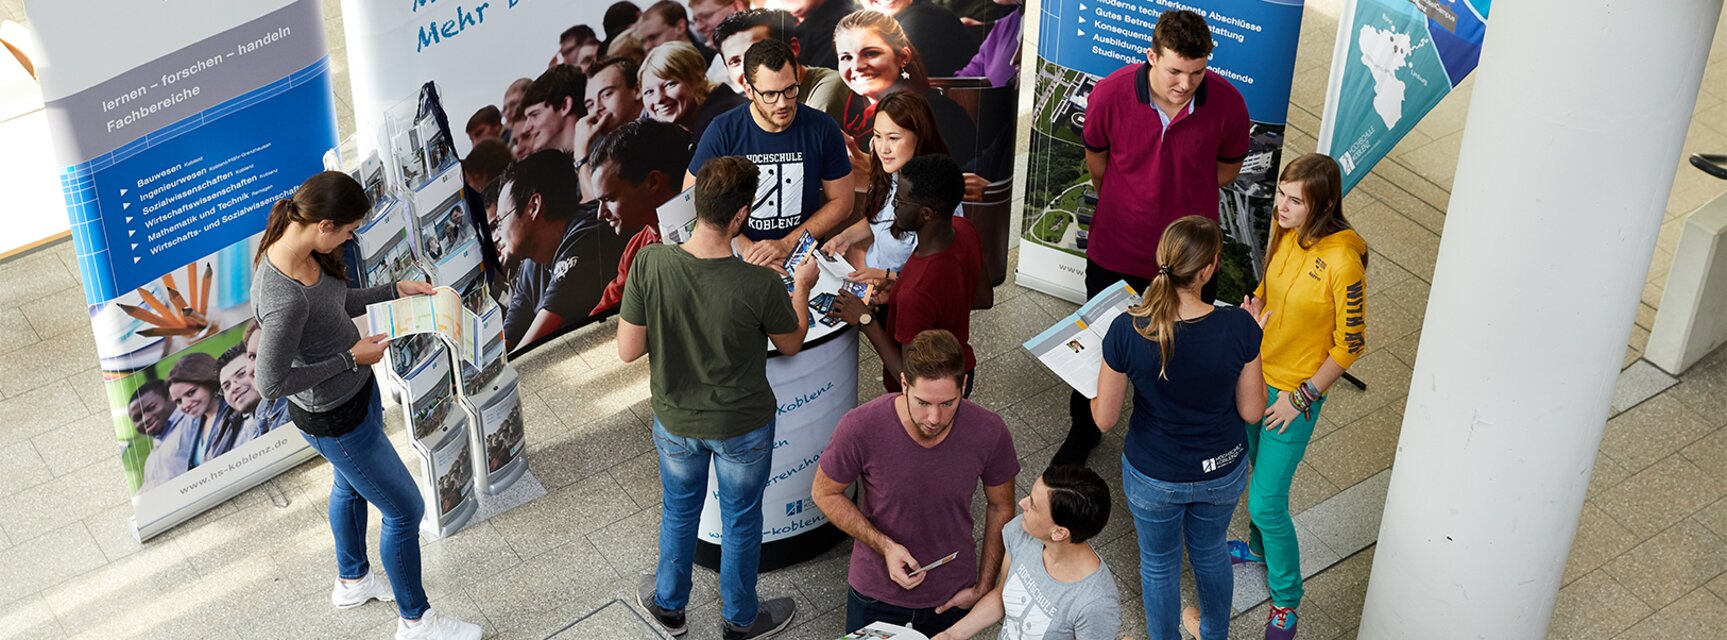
top-left (419, 0), bottom-right (1026, 357)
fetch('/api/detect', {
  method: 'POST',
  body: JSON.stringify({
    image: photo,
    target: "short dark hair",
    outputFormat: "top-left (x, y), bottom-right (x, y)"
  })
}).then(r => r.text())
top-left (587, 120), bottom-right (692, 185)
top-left (1041, 465), bottom-right (1112, 543)
top-left (693, 156), bottom-right (759, 227)
top-left (215, 344), bottom-right (247, 371)
top-left (588, 56), bottom-right (641, 90)
top-left (643, 0), bottom-right (689, 27)
top-left (742, 38), bottom-right (797, 87)
top-left (1151, 9), bottom-right (1213, 60)
top-left (131, 379), bottom-right (169, 404)
top-left (903, 329), bottom-right (965, 386)
top-left (560, 24), bottom-right (599, 46)
top-left (713, 9), bottom-right (796, 51)
top-left (603, 1), bottom-right (643, 39)
top-left (464, 139), bottom-right (512, 188)
top-left (899, 154), bottom-right (964, 215)
top-left (466, 105), bottom-right (502, 136)
top-left (502, 150), bottom-right (583, 221)
top-left (522, 64), bottom-right (587, 116)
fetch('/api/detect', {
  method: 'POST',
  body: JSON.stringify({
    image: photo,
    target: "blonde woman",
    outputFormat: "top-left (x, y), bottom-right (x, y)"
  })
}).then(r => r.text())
top-left (831, 9), bottom-right (975, 166)
top-left (1091, 215), bottom-right (1264, 640)
top-left (640, 41), bottom-right (746, 141)
top-left (1231, 153), bottom-right (1368, 640)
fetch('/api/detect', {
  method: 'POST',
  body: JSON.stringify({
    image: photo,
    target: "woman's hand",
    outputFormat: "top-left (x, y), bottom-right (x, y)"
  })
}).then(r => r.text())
top-left (848, 267), bottom-right (892, 287)
top-left (1262, 392), bottom-right (1300, 434)
top-left (351, 334), bottom-right (389, 366)
top-left (397, 281), bottom-right (436, 297)
top-left (1242, 294), bottom-right (1270, 328)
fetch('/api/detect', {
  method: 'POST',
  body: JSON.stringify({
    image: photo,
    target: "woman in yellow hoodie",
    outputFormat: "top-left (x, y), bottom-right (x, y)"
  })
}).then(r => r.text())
top-left (1230, 153), bottom-right (1367, 640)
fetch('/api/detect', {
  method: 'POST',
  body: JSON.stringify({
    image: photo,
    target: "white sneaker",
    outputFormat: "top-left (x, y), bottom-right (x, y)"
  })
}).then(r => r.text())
top-left (395, 608), bottom-right (483, 640)
top-left (331, 571), bottom-right (396, 609)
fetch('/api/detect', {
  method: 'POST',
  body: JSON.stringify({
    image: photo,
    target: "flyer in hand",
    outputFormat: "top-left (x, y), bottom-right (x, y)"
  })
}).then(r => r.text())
top-left (835, 621), bottom-right (930, 640)
top-left (1022, 280), bottom-right (1140, 399)
top-left (658, 187), bottom-right (698, 244)
top-left (365, 286), bottom-right (483, 365)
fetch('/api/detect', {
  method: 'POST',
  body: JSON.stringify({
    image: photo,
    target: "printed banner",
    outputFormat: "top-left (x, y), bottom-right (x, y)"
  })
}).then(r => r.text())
top-left (1018, 0), bottom-right (1305, 302)
top-left (28, 0), bottom-right (337, 540)
top-left (1317, 0), bottom-right (1490, 194)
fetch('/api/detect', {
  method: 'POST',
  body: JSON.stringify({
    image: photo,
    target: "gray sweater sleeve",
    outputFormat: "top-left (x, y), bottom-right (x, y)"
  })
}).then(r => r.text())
top-left (253, 288), bottom-right (353, 401)
top-left (345, 283), bottom-right (398, 318)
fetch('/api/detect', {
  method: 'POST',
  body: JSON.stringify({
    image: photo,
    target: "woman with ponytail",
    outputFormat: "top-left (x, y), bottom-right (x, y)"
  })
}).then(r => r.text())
top-left (1090, 215), bottom-right (1265, 640)
top-left (251, 172), bottom-right (481, 640)
top-left (1230, 153), bottom-right (1368, 640)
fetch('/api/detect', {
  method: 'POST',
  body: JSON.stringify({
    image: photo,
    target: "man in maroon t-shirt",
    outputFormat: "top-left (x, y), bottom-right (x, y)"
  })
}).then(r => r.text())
top-left (812, 329), bottom-right (1019, 634)
top-left (1054, 9), bottom-right (1251, 467)
top-left (831, 154), bottom-right (982, 395)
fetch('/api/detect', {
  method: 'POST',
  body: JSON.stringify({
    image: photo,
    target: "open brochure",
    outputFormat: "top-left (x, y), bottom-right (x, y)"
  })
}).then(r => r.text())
top-left (658, 187), bottom-right (698, 244)
top-left (365, 286), bottom-right (483, 365)
top-left (836, 621), bottom-right (929, 640)
top-left (1022, 280), bottom-right (1140, 399)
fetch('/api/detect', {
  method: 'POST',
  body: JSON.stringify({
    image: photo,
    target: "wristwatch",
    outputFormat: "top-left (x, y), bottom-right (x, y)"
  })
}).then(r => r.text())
top-left (345, 351), bottom-right (360, 372)
top-left (857, 312), bottom-right (873, 326)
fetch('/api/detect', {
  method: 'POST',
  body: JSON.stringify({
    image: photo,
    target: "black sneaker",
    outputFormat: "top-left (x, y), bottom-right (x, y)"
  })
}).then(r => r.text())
top-left (636, 574), bottom-right (687, 636)
top-left (721, 597), bottom-right (796, 640)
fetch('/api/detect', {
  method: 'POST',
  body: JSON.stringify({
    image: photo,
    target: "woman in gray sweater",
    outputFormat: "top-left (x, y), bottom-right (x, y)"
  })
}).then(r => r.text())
top-left (252, 171), bottom-right (480, 640)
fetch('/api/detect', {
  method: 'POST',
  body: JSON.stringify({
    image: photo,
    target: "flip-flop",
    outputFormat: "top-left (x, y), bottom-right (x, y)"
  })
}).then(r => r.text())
top-left (1227, 539), bottom-right (1265, 565)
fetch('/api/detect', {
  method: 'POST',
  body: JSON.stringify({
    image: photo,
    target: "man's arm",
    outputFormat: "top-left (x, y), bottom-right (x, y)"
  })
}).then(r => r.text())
top-left (811, 466), bottom-right (928, 590)
top-left (768, 260), bottom-right (819, 355)
top-left (616, 318), bottom-right (648, 362)
top-left (518, 309), bottom-right (566, 348)
top-left (1217, 159), bottom-right (1243, 187)
top-left (937, 480), bottom-right (1016, 613)
top-left (1085, 149), bottom-right (1108, 191)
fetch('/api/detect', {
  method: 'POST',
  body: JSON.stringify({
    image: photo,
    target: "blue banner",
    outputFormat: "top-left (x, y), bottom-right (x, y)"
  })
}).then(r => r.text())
top-left (1019, 0), bottom-right (1307, 301)
top-left (1318, 0), bottom-right (1491, 193)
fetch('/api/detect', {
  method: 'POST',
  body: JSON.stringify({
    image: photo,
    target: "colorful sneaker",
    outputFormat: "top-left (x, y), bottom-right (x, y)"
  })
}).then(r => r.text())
top-left (636, 574), bottom-right (688, 636)
top-left (330, 571), bottom-right (395, 609)
top-left (394, 608), bottom-right (482, 640)
top-left (1228, 540), bottom-right (1265, 565)
top-left (1265, 605), bottom-right (1298, 640)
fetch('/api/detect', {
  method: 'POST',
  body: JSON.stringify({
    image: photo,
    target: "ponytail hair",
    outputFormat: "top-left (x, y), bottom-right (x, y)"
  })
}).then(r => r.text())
top-left (254, 171), bottom-right (372, 279)
top-left (1126, 215), bottom-right (1223, 379)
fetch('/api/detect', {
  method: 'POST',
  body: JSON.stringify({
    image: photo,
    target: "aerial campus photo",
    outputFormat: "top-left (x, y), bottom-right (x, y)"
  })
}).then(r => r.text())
top-left (1024, 59), bottom-right (1283, 302)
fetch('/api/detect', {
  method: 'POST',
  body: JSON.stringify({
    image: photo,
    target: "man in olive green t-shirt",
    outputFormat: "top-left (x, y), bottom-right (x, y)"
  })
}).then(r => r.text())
top-left (617, 155), bottom-right (817, 640)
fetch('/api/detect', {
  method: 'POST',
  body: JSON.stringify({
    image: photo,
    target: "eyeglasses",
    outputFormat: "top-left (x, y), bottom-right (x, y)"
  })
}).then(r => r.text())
top-left (751, 82), bottom-right (801, 104)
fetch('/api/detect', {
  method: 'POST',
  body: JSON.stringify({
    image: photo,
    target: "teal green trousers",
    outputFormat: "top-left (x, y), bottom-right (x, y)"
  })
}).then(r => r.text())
top-left (1244, 385), bottom-right (1325, 609)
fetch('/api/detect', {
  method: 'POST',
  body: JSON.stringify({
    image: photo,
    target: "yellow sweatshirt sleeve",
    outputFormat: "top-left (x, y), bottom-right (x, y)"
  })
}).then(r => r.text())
top-left (1328, 256), bottom-right (1367, 370)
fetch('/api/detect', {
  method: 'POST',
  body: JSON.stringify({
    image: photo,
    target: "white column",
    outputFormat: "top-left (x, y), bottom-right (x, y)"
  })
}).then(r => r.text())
top-left (1357, 1), bottom-right (1723, 638)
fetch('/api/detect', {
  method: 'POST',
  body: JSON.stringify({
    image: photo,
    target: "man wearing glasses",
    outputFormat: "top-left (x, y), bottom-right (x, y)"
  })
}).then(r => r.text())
top-left (491, 149), bottom-right (623, 351)
top-left (687, 38), bottom-right (853, 268)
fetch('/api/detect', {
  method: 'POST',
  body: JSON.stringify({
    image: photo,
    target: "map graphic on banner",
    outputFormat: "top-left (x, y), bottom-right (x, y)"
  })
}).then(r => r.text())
top-left (28, 0), bottom-right (336, 540)
top-left (1318, 0), bottom-right (1491, 194)
top-left (1018, 0), bottom-right (1305, 303)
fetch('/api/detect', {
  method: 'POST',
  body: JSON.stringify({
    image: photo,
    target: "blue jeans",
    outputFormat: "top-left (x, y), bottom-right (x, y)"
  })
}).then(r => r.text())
top-left (299, 383), bottom-right (429, 620)
top-left (1123, 455), bottom-right (1248, 640)
top-left (651, 417), bottom-right (775, 628)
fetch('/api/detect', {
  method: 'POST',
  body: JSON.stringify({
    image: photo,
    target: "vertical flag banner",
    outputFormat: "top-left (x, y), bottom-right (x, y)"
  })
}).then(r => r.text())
top-left (28, 0), bottom-right (337, 540)
top-left (1317, 0), bottom-right (1490, 194)
top-left (1018, 0), bottom-right (1306, 302)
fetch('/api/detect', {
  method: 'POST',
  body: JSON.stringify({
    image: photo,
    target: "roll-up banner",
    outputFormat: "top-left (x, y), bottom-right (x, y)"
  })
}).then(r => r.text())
top-left (343, 0), bottom-right (1029, 355)
top-left (27, 0), bottom-right (338, 540)
top-left (1017, 0), bottom-right (1304, 302)
top-left (1317, 0), bottom-right (1489, 194)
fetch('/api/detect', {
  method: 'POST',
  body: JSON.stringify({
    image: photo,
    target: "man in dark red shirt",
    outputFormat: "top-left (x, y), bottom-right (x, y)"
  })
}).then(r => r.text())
top-left (1055, 9), bottom-right (1251, 467)
top-left (832, 154), bottom-right (981, 396)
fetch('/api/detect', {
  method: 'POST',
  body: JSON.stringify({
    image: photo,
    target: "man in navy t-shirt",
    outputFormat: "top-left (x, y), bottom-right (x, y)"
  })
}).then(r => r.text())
top-left (687, 38), bottom-right (853, 268)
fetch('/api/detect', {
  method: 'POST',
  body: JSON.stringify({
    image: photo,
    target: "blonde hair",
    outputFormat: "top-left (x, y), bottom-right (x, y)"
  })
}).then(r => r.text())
top-left (640, 41), bottom-right (715, 104)
top-left (1127, 216), bottom-right (1223, 378)
top-left (834, 9), bottom-right (930, 92)
top-left (606, 27), bottom-right (646, 65)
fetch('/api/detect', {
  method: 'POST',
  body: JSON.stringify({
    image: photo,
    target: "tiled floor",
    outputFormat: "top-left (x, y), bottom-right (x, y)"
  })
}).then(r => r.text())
top-left (3, 0), bottom-right (1727, 638)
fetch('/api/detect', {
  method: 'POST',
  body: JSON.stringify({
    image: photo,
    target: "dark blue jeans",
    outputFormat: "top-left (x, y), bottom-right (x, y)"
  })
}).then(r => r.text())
top-left (299, 384), bottom-right (429, 620)
top-left (845, 587), bottom-right (968, 635)
top-left (1123, 454), bottom-right (1248, 640)
top-left (651, 417), bottom-right (775, 628)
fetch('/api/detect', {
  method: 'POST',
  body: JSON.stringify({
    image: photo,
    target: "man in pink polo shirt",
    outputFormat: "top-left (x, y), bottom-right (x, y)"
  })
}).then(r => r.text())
top-left (1052, 8), bottom-right (1250, 467)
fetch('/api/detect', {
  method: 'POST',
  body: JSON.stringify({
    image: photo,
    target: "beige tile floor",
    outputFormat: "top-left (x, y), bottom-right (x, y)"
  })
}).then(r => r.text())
top-left (2, 0), bottom-right (1727, 637)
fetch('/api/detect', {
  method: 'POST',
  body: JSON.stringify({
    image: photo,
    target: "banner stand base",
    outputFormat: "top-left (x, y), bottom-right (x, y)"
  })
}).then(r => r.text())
top-left (694, 522), bottom-right (848, 573)
top-left (1013, 272), bottom-right (1088, 305)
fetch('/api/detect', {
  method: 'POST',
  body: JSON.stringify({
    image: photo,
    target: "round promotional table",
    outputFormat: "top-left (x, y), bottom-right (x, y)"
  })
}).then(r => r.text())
top-left (693, 325), bottom-right (858, 571)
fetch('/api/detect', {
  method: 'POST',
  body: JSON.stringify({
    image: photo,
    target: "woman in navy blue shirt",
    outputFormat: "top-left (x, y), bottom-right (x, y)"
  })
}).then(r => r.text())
top-left (1092, 215), bottom-right (1265, 640)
